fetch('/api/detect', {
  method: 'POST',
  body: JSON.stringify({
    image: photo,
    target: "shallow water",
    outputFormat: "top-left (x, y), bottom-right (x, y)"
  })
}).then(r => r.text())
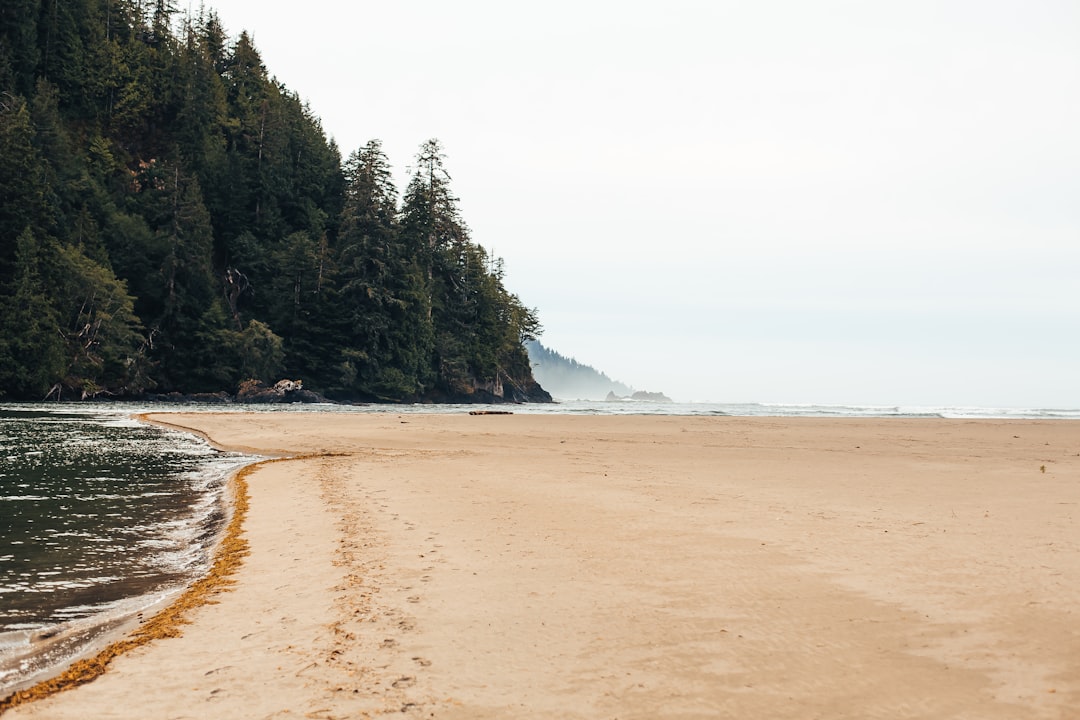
top-left (0, 407), bottom-right (251, 694)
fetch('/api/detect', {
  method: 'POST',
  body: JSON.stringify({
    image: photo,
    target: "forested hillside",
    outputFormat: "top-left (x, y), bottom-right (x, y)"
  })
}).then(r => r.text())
top-left (0, 1), bottom-right (548, 402)
top-left (526, 341), bottom-right (632, 400)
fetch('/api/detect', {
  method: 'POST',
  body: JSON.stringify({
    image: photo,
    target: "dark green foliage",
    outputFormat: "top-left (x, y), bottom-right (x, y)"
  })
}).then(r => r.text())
top-left (51, 239), bottom-right (147, 396)
top-left (0, 1), bottom-right (545, 402)
top-left (0, 230), bottom-right (67, 397)
top-left (335, 140), bottom-right (432, 399)
top-left (0, 94), bottom-right (50, 250)
top-left (394, 139), bottom-right (542, 401)
top-left (0, 0), bottom-right (40, 97)
top-left (238, 319), bottom-right (283, 383)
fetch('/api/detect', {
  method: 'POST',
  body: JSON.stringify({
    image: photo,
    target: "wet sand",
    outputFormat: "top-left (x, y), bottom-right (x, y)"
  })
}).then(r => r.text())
top-left (4, 413), bottom-right (1079, 719)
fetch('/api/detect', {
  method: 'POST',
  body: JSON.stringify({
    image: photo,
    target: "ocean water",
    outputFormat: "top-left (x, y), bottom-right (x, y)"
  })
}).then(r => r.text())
top-left (491, 399), bottom-right (1080, 419)
top-left (203, 398), bottom-right (1080, 420)
top-left (0, 406), bottom-right (251, 695)
top-left (1, 398), bottom-right (1076, 697)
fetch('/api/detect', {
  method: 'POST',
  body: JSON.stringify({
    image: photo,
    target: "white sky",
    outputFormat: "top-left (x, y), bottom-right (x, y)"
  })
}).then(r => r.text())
top-left (198, 0), bottom-right (1080, 407)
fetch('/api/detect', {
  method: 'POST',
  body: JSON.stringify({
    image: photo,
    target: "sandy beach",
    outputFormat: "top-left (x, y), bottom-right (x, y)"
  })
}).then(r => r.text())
top-left (4, 413), bottom-right (1079, 719)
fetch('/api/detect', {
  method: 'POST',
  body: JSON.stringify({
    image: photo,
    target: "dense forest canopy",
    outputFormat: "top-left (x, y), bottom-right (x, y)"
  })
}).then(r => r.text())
top-left (0, 0), bottom-right (548, 402)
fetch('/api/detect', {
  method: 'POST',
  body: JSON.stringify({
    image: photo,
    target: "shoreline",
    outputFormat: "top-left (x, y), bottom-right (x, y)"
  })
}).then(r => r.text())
top-left (3, 413), bottom-right (1079, 718)
top-left (0, 455), bottom-right (258, 713)
top-left (0, 585), bottom-right (185, 698)
top-left (0, 412), bottom-right (260, 704)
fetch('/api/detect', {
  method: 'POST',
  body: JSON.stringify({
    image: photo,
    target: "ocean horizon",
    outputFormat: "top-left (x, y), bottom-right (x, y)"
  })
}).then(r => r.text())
top-left (7, 398), bottom-right (1076, 419)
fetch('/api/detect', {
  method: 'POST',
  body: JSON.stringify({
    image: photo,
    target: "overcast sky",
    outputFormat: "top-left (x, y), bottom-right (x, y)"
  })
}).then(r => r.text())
top-left (199, 0), bottom-right (1079, 407)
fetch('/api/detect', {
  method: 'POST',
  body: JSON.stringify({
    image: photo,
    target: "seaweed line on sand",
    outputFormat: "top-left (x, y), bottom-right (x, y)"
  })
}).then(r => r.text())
top-left (0, 455), bottom-right (298, 715)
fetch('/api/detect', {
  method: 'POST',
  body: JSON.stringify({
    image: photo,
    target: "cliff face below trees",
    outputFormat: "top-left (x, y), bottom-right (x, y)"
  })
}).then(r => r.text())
top-left (419, 373), bottom-right (552, 405)
top-left (145, 375), bottom-right (551, 405)
top-left (0, 2), bottom-right (548, 404)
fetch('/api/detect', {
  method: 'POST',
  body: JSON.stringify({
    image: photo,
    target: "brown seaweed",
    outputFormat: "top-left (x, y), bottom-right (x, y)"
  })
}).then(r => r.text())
top-left (0, 458), bottom-right (286, 714)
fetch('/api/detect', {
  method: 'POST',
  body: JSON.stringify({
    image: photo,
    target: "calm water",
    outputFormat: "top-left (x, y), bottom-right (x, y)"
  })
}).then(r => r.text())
top-left (0, 406), bottom-right (251, 694)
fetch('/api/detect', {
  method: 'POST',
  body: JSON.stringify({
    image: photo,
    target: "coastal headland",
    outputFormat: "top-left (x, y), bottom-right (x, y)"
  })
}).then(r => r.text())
top-left (4, 413), bottom-right (1078, 718)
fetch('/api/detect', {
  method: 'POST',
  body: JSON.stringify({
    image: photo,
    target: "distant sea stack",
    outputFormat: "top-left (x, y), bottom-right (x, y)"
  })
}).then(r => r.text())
top-left (605, 391), bottom-right (673, 403)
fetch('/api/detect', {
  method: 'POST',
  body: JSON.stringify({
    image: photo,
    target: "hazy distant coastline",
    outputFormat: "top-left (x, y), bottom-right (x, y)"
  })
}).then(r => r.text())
top-left (525, 341), bottom-right (635, 401)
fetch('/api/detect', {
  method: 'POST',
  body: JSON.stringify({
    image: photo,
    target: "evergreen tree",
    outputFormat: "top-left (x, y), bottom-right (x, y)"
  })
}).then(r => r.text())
top-left (198, 9), bottom-right (229, 75)
top-left (124, 159), bottom-right (234, 390)
top-left (237, 318), bottom-right (283, 383)
top-left (217, 31), bottom-right (275, 241)
top-left (398, 139), bottom-right (469, 392)
top-left (0, 0), bottom-right (40, 97)
top-left (29, 78), bottom-right (82, 240)
top-left (51, 240), bottom-right (147, 397)
top-left (175, 16), bottom-right (228, 184)
top-left (0, 229), bottom-right (66, 398)
top-left (397, 139), bottom-right (542, 399)
top-left (336, 140), bottom-right (425, 398)
top-left (0, 6), bottom-right (547, 402)
top-left (36, 0), bottom-right (88, 105)
top-left (0, 93), bottom-right (50, 246)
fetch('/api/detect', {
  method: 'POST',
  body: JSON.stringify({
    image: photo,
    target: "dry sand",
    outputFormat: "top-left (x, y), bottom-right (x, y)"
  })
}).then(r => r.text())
top-left (4, 413), bottom-right (1079, 719)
